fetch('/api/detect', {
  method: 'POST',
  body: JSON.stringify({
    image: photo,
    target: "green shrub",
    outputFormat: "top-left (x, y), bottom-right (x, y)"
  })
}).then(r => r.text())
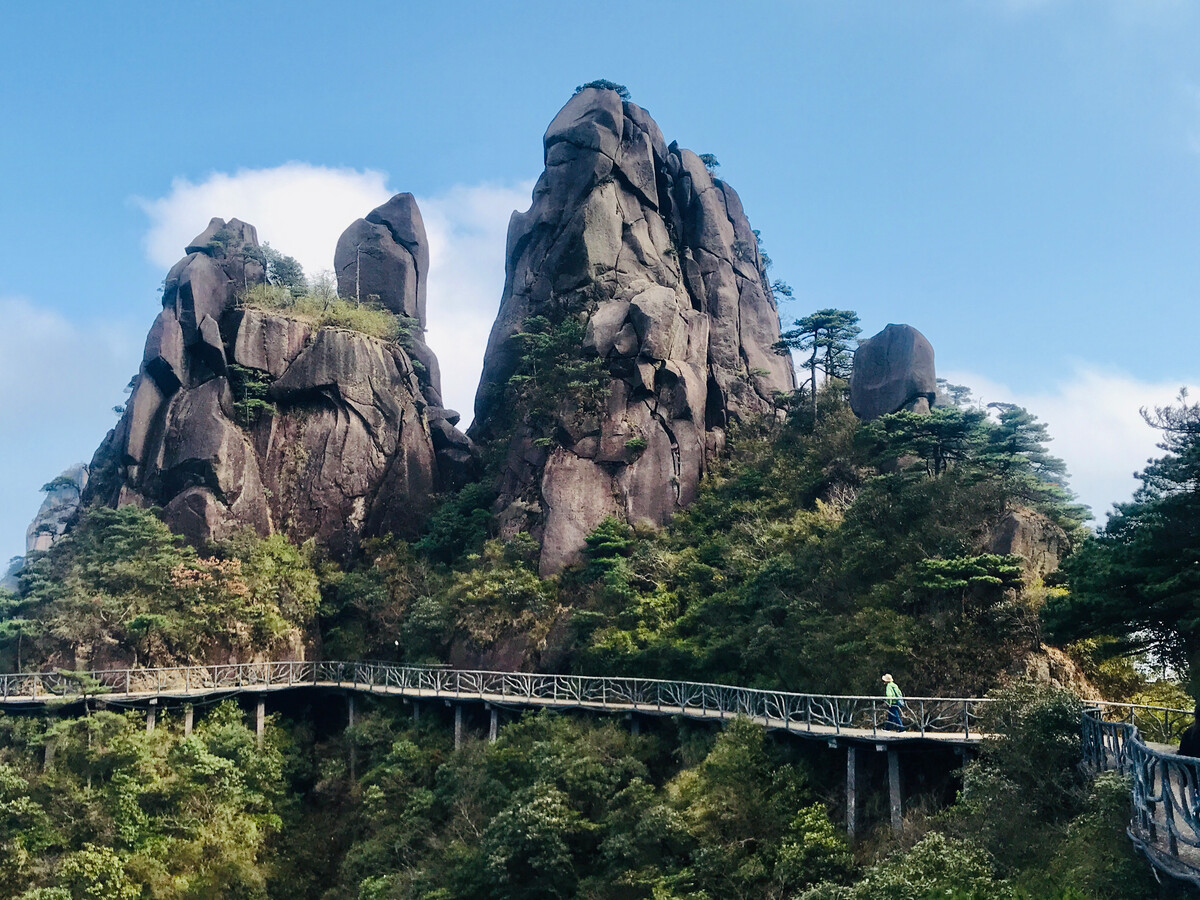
top-left (574, 79), bottom-right (630, 99)
top-left (227, 363), bottom-right (275, 426)
top-left (240, 283), bottom-right (411, 342)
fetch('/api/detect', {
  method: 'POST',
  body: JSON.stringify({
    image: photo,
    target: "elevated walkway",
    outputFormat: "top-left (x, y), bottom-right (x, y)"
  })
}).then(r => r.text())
top-left (1083, 705), bottom-right (1200, 888)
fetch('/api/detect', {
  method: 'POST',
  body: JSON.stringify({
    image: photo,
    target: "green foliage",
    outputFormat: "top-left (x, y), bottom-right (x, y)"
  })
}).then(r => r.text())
top-left (698, 153), bottom-right (720, 173)
top-left (574, 79), bottom-right (630, 99)
top-left (259, 242), bottom-right (307, 296)
top-left (240, 282), bottom-right (412, 342)
top-left (444, 537), bottom-right (558, 655)
top-left (415, 482), bottom-right (496, 565)
top-left (321, 537), bottom-right (442, 661)
top-left (0, 701), bottom-right (284, 899)
top-left (39, 476), bottom-right (80, 494)
top-left (775, 309), bottom-right (861, 420)
top-left (499, 314), bottom-right (609, 452)
top-left (567, 387), bottom-right (1084, 695)
top-left (227, 363), bottom-right (276, 427)
top-left (861, 408), bottom-right (987, 477)
top-left (7, 507), bottom-right (317, 669)
top-left (801, 832), bottom-right (1008, 900)
top-left (1046, 392), bottom-right (1200, 682)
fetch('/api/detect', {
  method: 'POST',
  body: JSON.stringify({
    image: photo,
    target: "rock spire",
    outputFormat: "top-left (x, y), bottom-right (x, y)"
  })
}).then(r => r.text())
top-left (470, 87), bottom-right (795, 574)
top-left (86, 206), bottom-right (468, 557)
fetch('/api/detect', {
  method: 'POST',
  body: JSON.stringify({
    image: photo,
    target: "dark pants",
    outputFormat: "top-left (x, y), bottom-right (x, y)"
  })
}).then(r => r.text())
top-left (887, 705), bottom-right (905, 732)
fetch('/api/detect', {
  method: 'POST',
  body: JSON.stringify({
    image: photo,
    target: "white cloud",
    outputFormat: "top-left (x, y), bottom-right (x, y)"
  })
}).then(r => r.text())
top-left (135, 163), bottom-right (393, 275)
top-left (0, 297), bottom-right (142, 565)
top-left (941, 366), bottom-right (1196, 524)
top-left (418, 180), bottom-right (535, 422)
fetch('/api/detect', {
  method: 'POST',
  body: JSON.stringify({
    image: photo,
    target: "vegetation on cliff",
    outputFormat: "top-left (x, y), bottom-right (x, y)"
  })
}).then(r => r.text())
top-left (4, 318), bottom-right (1198, 898)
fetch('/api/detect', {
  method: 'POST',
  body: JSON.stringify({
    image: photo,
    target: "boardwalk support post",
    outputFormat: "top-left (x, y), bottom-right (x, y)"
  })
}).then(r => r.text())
top-left (184, 704), bottom-right (193, 737)
top-left (489, 706), bottom-right (499, 743)
top-left (146, 698), bottom-right (157, 733)
top-left (348, 694), bottom-right (356, 780)
top-left (454, 704), bottom-right (463, 751)
top-left (846, 745), bottom-right (858, 839)
top-left (256, 697), bottom-right (266, 749)
top-left (888, 748), bottom-right (902, 832)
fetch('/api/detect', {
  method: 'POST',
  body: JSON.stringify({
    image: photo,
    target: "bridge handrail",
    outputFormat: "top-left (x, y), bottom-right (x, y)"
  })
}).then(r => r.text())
top-left (1083, 706), bottom-right (1200, 886)
top-left (0, 661), bottom-right (1000, 737)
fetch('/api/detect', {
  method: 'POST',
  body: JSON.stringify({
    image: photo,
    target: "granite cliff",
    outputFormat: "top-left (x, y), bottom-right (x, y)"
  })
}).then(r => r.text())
top-left (86, 204), bottom-right (469, 557)
top-left (470, 86), bottom-right (795, 573)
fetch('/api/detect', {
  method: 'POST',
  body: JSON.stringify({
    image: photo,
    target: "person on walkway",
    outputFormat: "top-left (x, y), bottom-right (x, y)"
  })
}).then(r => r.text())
top-left (1179, 702), bottom-right (1200, 758)
top-left (882, 674), bottom-right (905, 732)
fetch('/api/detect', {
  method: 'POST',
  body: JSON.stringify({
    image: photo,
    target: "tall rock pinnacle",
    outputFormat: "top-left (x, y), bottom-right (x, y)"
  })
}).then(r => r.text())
top-left (87, 206), bottom-right (469, 556)
top-left (471, 87), bottom-right (795, 574)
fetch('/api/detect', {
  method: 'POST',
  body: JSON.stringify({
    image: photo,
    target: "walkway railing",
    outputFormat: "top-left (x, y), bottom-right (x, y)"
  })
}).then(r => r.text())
top-left (1083, 705), bottom-right (1200, 886)
top-left (0, 661), bottom-right (994, 739)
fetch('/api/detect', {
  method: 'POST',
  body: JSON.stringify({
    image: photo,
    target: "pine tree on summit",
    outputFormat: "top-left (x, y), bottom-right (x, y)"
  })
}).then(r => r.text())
top-left (776, 308), bottom-right (861, 421)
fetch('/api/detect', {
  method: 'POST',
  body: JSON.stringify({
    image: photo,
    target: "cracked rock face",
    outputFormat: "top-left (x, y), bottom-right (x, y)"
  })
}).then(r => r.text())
top-left (849, 324), bottom-right (937, 421)
top-left (87, 214), bottom-right (468, 556)
top-left (470, 87), bottom-right (795, 574)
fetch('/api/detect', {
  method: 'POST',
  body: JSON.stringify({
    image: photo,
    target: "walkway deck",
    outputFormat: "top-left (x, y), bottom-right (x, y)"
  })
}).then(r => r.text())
top-left (0, 661), bottom-right (990, 746)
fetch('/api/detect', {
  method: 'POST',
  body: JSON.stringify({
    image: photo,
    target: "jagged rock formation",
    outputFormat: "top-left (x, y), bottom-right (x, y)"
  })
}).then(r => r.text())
top-left (849, 324), bottom-right (936, 420)
top-left (470, 87), bottom-right (795, 574)
top-left (26, 464), bottom-right (88, 554)
top-left (5, 463), bottom-right (90, 592)
top-left (87, 211), bottom-right (468, 556)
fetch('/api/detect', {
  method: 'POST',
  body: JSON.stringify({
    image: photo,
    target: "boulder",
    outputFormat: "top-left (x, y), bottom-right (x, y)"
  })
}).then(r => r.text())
top-left (471, 87), bottom-right (794, 573)
top-left (849, 324), bottom-right (937, 421)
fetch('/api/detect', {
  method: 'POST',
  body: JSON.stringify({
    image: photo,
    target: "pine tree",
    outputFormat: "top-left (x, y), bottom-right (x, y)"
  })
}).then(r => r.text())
top-left (776, 308), bottom-right (861, 421)
top-left (1045, 391), bottom-right (1200, 681)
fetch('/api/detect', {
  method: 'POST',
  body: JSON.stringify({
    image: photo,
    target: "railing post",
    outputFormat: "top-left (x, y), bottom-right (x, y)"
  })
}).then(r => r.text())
top-left (124, 670), bottom-right (130, 696)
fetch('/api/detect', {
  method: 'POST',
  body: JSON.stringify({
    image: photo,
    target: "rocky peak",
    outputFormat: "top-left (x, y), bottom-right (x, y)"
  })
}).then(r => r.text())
top-left (86, 206), bottom-right (469, 557)
top-left (471, 87), bottom-right (795, 574)
top-left (849, 324), bottom-right (936, 420)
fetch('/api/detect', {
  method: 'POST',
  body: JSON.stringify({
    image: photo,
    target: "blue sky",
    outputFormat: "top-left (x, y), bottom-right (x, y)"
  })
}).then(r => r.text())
top-left (2, 1), bottom-right (1199, 564)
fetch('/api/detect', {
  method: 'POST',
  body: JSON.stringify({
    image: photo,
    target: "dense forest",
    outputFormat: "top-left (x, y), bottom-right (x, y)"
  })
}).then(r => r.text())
top-left (4, 346), bottom-right (1200, 897)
